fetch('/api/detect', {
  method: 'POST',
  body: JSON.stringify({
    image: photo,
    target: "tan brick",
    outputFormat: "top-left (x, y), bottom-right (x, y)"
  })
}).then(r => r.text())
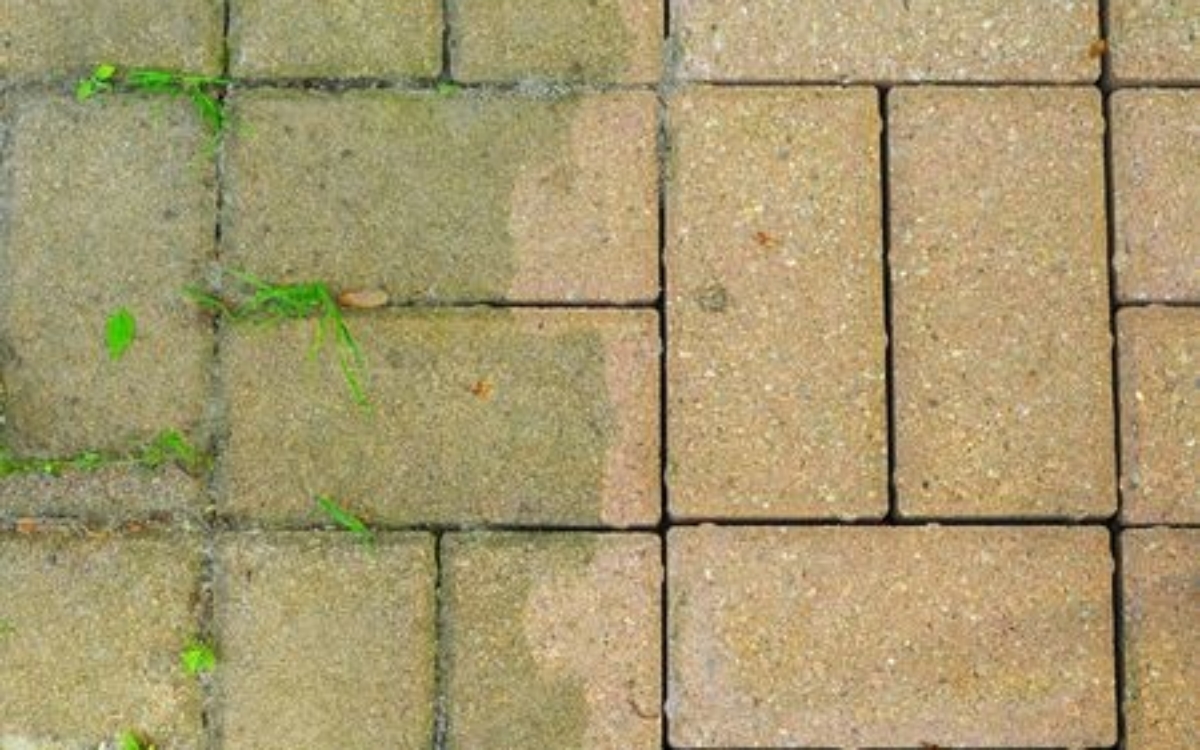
top-left (668, 525), bottom-right (1116, 748)
top-left (224, 90), bottom-right (658, 304)
top-left (667, 87), bottom-right (886, 520)
top-left (442, 533), bottom-right (661, 749)
top-left (230, 0), bottom-right (442, 79)
top-left (1122, 529), bottom-right (1200, 750)
top-left (890, 88), bottom-right (1114, 518)
top-left (1109, 0), bottom-right (1200, 84)
top-left (672, 1), bottom-right (1099, 83)
top-left (1118, 307), bottom-right (1200, 524)
top-left (222, 311), bottom-right (659, 527)
top-left (1113, 90), bottom-right (1200, 302)
top-left (0, 466), bottom-right (201, 523)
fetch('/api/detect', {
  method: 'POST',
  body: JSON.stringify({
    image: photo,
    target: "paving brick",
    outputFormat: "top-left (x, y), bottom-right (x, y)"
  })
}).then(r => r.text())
top-left (1122, 529), bottom-right (1200, 750)
top-left (229, 0), bottom-right (442, 79)
top-left (0, 534), bottom-right (204, 747)
top-left (449, 0), bottom-right (661, 83)
top-left (1109, 0), bottom-right (1200, 84)
top-left (0, 95), bottom-right (213, 456)
top-left (890, 88), bottom-right (1114, 518)
top-left (1118, 307), bottom-right (1200, 524)
top-left (1, 0), bottom-right (223, 80)
top-left (0, 466), bottom-right (201, 523)
top-left (1112, 90), bottom-right (1200, 302)
top-left (214, 532), bottom-right (436, 749)
top-left (221, 310), bottom-right (659, 527)
top-left (667, 87), bottom-right (886, 520)
top-left (667, 525), bottom-right (1116, 748)
top-left (223, 90), bottom-right (658, 304)
top-left (442, 532), bottom-right (660, 749)
top-left (672, 1), bottom-right (1099, 83)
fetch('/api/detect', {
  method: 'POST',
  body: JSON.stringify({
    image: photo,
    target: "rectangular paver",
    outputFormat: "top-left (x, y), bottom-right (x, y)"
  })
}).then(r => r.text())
top-left (672, 1), bottom-right (1099, 83)
top-left (1122, 529), bottom-right (1200, 750)
top-left (449, 0), bottom-right (661, 83)
top-left (1112, 90), bottom-right (1200, 302)
top-left (667, 525), bottom-right (1116, 748)
top-left (667, 87), bottom-right (886, 520)
top-left (1118, 307), bottom-right (1200, 524)
top-left (221, 310), bottom-right (659, 527)
top-left (0, 534), bottom-right (204, 748)
top-left (229, 0), bottom-right (442, 79)
top-left (223, 90), bottom-right (659, 304)
top-left (214, 532), bottom-right (435, 749)
top-left (890, 87), bottom-right (1115, 518)
top-left (442, 533), bottom-right (661, 749)
top-left (1, 95), bottom-right (214, 457)
top-left (1109, 0), bottom-right (1200, 84)
top-left (0, 465), bottom-right (201, 523)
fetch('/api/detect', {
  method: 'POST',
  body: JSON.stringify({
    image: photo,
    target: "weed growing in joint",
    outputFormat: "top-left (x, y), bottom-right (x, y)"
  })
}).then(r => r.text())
top-left (315, 495), bottom-right (375, 546)
top-left (76, 63), bottom-right (231, 143)
top-left (180, 638), bottom-right (217, 676)
top-left (117, 730), bottom-right (156, 750)
top-left (0, 429), bottom-right (208, 479)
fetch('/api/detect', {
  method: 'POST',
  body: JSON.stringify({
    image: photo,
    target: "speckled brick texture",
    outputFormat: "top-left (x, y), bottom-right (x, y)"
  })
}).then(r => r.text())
top-left (890, 87), bottom-right (1115, 519)
top-left (1118, 307), bottom-right (1200, 524)
top-left (214, 533), bottom-right (436, 749)
top-left (1112, 90), bottom-right (1200, 302)
top-left (668, 525), bottom-right (1117, 748)
top-left (671, 0), bottom-right (1099, 83)
top-left (1122, 529), bottom-right (1200, 750)
top-left (0, 466), bottom-right (201, 524)
top-left (667, 87), bottom-right (887, 520)
top-left (441, 533), bottom-right (661, 749)
top-left (1109, 0), bottom-right (1200, 84)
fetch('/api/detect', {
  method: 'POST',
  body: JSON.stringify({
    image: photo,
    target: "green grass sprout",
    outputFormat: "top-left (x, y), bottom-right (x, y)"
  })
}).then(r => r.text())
top-left (180, 639), bottom-right (217, 676)
top-left (315, 495), bottom-right (375, 546)
top-left (76, 63), bottom-right (230, 141)
top-left (436, 81), bottom-right (462, 97)
top-left (0, 429), bottom-right (208, 479)
top-left (137, 430), bottom-right (209, 474)
top-left (117, 731), bottom-right (156, 750)
top-left (105, 307), bottom-right (137, 360)
top-left (75, 63), bottom-right (116, 101)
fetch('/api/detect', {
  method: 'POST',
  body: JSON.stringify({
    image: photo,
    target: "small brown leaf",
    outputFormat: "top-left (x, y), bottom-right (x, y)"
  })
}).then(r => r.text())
top-left (753, 230), bottom-right (779, 248)
top-left (14, 518), bottom-right (38, 535)
top-left (469, 379), bottom-right (494, 400)
top-left (1088, 38), bottom-right (1107, 59)
top-left (337, 288), bottom-right (389, 309)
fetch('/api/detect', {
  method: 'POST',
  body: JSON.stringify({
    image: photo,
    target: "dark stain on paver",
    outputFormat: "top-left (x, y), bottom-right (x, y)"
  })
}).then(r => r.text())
top-left (696, 283), bottom-right (729, 313)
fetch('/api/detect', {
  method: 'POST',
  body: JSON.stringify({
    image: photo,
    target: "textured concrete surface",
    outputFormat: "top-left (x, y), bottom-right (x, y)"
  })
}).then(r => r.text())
top-left (1109, 0), bottom-right (1200, 84)
top-left (668, 525), bottom-right (1116, 748)
top-left (1118, 307), bottom-right (1200, 524)
top-left (223, 90), bottom-right (658, 304)
top-left (214, 533), bottom-right (436, 749)
top-left (450, 0), bottom-right (661, 83)
top-left (221, 311), bottom-right (659, 527)
top-left (890, 87), bottom-right (1115, 518)
top-left (229, 0), bottom-right (442, 79)
top-left (667, 87), bottom-right (886, 520)
top-left (672, 0), bottom-right (1099, 83)
top-left (0, 465), bottom-right (201, 524)
top-left (1112, 90), bottom-right (1200, 302)
top-left (441, 533), bottom-right (661, 749)
top-left (0, 534), bottom-right (204, 748)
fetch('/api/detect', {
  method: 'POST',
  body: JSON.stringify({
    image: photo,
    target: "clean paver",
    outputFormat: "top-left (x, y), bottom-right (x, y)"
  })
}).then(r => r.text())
top-left (0, 95), bottom-right (213, 457)
top-left (1118, 307), bottom-right (1200, 524)
top-left (221, 310), bottom-right (659, 527)
top-left (1109, 0), bottom-right (1200, 84)
top-left (890, 87), bottom-right (1114, 518)
top-left (1, 0), bottom-right (222, 79)
top-left (229, 0), bottom-right (442, 79)
top-left (223, 90), bottom-right (658, 304)
top-left (1112, 90), bottom-right (1200, 302)
top-left (442, 533), bottom-right (661, 749)
top-left (450, 0), bottom-right (661, 83)
top-left (671, 1), bottom-right (1099, 83)
top-left (1122, 529), bottom-right (1200, 750)
top-left (0, 465), bottom-right (202, 523)
top-left (668, 525), bottom-right (1116, 748)
top-left (667, 87), bottom-right (886, 520)
top-left (214, 533), bottom-right (436, 749)
top-left (0, 534), bottom-right (204, 748)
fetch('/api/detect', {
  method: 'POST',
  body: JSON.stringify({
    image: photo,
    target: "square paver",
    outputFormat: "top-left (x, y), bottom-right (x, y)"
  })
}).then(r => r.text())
top-left (214, 532), bottom-right (436, 750)
top-left (223, 90), bottom-right (658, 304)
top-left (668, 525), bottom-right (1116, 748)
top-left (449, 0), bottom-right (662, 83)
top-left (671, 1), bottom-right (1099, 83)
top-left (229, 0), bottom-right (442, 79)
top-left (1109, 0), bottom-right (1200, 84)
top-left (890, 87), bottom-right (1115, 518)
top-left (221, 310), bottom-right (659, 527)
top-left (0, 534), bottom-right (204, 748)
top-left (0, 465), bottom-right (202, 523)
top-left (1118, 307), bottom-right (1200, 524)
top-left (1122, 528), bottom-right (1200, 750)
top-left (1, 0), bottom-right (223, 80)
top-left (1112, 90), bottom-right (1200, 302)
top-left (667, 87), bottom-right (887, 520)
top-left (441, 532), bottom-right (661, 749)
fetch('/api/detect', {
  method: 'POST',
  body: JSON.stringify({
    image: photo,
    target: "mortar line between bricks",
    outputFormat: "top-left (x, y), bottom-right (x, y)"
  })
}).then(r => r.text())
top-left (654, 85), bottom-right (672, 750)
top-left (439, 0), bottom-right (453, 82)
top-left (878, 85), bottom-right (899, 524)
top-left (431, 531), bottom-right (450, 750)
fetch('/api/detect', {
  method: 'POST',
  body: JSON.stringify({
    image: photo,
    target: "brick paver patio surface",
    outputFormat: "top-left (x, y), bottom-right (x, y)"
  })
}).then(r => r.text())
top-left (1, 2), bottom-right (1197, 749)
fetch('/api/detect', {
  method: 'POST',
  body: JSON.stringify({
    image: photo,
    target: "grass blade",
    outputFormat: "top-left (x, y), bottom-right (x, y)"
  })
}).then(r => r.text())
top-left (105, 307), bottom-right (136, 360)
top-left (315, 495), bottom-right (375, 546)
